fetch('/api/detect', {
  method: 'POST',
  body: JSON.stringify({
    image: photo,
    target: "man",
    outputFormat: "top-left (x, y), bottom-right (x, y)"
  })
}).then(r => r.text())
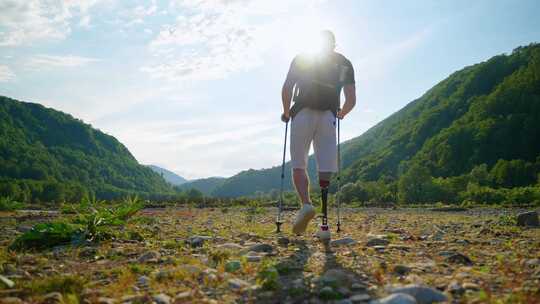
top-left (281, 30), bottom-right (356, 239)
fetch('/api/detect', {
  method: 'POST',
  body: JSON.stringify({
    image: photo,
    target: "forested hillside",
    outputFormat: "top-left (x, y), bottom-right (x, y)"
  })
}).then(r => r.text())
top-left (148, 165), bottom-right (188, 186)
top-left (212, 44), bottom-right (540, 205)
top-left (0, 96), bottom-right (175, 202)
top-left (178, 177), bottom-right (227, 196)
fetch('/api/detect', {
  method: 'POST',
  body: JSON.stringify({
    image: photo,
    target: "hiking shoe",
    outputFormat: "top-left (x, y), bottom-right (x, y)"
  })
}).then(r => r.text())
top-left (316, 225), bottom-right (331, 242)
top-left (292, 203), bottom-right (316, 235)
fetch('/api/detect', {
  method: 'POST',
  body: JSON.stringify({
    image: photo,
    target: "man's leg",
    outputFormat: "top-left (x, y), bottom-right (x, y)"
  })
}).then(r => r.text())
top-left (293, 168), bottom-right (310, 204)
top-left (313, 111), bottom-right (338, 241)
top-left (290, 109), bottom-right (316, 235)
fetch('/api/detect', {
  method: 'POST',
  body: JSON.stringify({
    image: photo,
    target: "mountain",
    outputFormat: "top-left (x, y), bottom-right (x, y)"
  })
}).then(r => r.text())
top-left (178, 177), bottom-right (227, 196)
top-left (0, 96), bottom-right (175, 202)
top-left (211, 43), bottom-right (540, 198)
top-left (147, 165), bottom-right (188, 186)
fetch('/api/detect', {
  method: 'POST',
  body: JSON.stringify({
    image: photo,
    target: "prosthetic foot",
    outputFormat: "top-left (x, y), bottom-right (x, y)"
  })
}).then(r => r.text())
top-left (317, 224), bottom-right (331, 242)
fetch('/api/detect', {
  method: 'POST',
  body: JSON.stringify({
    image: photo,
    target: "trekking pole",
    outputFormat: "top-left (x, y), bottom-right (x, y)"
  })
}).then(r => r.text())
top-left (276, 117), bottom-right (289, 233)
top-left (336, 116), bottom-right (342, 233)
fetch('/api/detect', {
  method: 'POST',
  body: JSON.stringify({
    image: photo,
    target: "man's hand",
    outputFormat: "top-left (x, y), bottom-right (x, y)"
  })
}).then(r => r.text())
top-left (281, 112), bottom-right (290, 123)
top-left (336, 110), bottom-right (345, 120)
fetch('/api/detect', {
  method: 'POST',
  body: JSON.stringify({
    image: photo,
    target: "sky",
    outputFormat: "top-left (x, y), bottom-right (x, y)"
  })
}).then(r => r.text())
top-left (1, 0), bottom-right (539, 179)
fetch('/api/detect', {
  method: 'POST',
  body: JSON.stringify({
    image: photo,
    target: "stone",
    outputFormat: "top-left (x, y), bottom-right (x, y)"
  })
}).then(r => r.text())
top-left (137, 275), bottom-right (150, 287)
top-left (351, 283), bottom-right (368, 291)
top-left (79, 247), bottom-right (98, 258)
top-left (331, 237), bottom-right (358, 247)
top-left (137, 251), bottom-right (161, 263)
top-left (525, 258), bottom-right (540, 268)
top-left (447, 281), bottom-right (464, 296)
top-left (96, 297), bottom-right (116, 304)
top-left (189, 235), bottom-right (211, 248)
top-left (389, 284), bottom-right (447, 304)
top-left (366, 238), bottom-right (389, 247)
top-left (350, 294), bottom-right (371, 303)
top-left (217, 243), bottom-right (243, 250)
top-left (174, 291), bottom-right (192, 302)
top-left (178, 265), bottom-right (201, 274)
top-left (152, 293), bottom-right (171, 304)
top-left (445, 253), bottom-right (473, 265)
top-left (0, 274), bottom-right (15, 288)
top-left (43, 292), bottom-right (64, 304)
top-left (393, 265), bottom-right (411, 276)
top-left (321, 269), bottom-right (351, 286)
top-left (462, 282), bottom-right (480, 291)
top-left (120, 295), bottom-right (146, 303)
top-left (228, 278), bottom-right (250, 289)
top-left (375, 293), bottom-right (417, 304)
top-left (336, 299), bottom-right (353, 304)
top-left (247, 243), bottom-right (274, 253)
top-left (319, 286), bottom-right (336, 299)
top-left (278, 237), bottom-right (290, 246)
top-left (0, 297), bottom-right (23, 304)
top-left (225, 260), bottom-right (242, 272)
top-left (246, 254), bottom-right (262, 262)
top-left (517, 211), bottom-right (539, 227)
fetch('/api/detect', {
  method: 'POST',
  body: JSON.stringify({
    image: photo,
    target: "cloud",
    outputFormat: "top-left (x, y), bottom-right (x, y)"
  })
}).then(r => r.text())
top-left (0, 0), bottom-right (103, 46)
top-left (25, 54), bottom-right (100, 69)
top-left (142, 0), bottom-right (327, 81)
top-left (0, 65), bottom-right (16, 82)
top-left (98, 111), bottom-right (282, 179)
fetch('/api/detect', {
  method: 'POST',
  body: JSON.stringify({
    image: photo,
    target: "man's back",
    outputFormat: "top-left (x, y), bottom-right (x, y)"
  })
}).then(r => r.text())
top-left (287, 51), bottom-right (355, 116)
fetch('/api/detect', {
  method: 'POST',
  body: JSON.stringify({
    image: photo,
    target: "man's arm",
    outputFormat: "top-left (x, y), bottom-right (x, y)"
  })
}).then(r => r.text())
top-left (281, 79), bottom-right (295, 121)
top-left (337, 84), bottom-right (356, 119)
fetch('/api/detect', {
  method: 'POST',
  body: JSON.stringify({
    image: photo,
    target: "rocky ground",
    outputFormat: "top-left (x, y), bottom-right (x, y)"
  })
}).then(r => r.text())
top-left (0, 207), bottom-right (539, 304)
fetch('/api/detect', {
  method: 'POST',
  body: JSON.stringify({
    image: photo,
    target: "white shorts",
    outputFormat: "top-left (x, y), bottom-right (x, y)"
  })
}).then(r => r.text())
top-left (290, 108), bottom-right (337, 172)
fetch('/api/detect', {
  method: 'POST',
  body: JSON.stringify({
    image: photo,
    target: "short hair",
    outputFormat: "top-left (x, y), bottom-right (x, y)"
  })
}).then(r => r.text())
top-left (320, 30), bottom-right (336, 46)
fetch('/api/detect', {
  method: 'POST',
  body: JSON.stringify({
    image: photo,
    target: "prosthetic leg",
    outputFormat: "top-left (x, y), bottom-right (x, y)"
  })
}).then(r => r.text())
top-left (317, 180), bottom-right (331, 242)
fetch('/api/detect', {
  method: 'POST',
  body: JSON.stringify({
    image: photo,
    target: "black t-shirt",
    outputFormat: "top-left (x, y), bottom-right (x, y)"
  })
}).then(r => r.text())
top-left (285, 52), bottom-right (355, 116)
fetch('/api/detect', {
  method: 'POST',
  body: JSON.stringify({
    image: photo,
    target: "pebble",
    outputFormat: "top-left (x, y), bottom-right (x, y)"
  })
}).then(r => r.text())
top-left (245, 254), bottom-right (262, 262)
top-left (42, 292), bottom-right (64, 304)
top-left (97, 297), bottom-right (116, 304)
top-left (137, 275), bottom-right (150, 287)
top-left (0, 274), bottom-right (15, 288)
top-left (225, 260), bottom-right (242, 272)
top-left (247, 243), bottom-right (274, 253)
top-left (319, 286), bottom-right (336, 298)
top-left (516, 211), bottom-right (539, 227)
top-left (373, 293), bottom-right (417, 304)
top-left (137, 251), bottom-right (161, 263)
top-left (447, 281), bottom-right (464, 296)
top-left (462, 282), bottom-right (480, 291)
top-left (189, 235), bottom-right (211, 248)
top-left (445, 253), bottom-right (473, 265)
top-left (393, 265), bottom-right (412, 276)
top-left (179, 265), bottom-right (201, 274)
top-left (278, 237), bottom-right (290, 246)
top-left (389, 284), bottom-right (447, 304)
top-left (152, 293), bottom-right (171, 304)
top-left (331, 237), bottom-right (358, 246)
top-left (350, 294), bottom-right (370, 303)
top-left (217, 243), bottom-right (243, 250)
top-left (228, 278), bottom-right (250, 289)
top-left (0, 297), bottom-right (23, 304)
top-left (174, 291), bottom-right (192, 302)
top-left (321, 268), bottom-right (351, 286)
top-left (351, 283), bottom-right (368, 291)
top-left (78, 247), bottom-right (98, 258)
top-left (366, 238), bottom-right (389, 247)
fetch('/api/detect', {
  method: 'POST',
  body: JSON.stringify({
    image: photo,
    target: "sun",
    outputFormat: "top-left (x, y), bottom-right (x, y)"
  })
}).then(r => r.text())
top-left (281, 14), bottom-right (331, 56)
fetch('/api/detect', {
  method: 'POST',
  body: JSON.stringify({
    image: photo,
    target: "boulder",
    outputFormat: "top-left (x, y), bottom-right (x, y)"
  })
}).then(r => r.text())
top-left (517, 211), bottom-right (539, 227)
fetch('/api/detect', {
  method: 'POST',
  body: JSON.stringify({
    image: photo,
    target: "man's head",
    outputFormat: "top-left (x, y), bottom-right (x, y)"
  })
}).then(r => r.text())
top-left (318, 30), bottom-right (336, 53)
